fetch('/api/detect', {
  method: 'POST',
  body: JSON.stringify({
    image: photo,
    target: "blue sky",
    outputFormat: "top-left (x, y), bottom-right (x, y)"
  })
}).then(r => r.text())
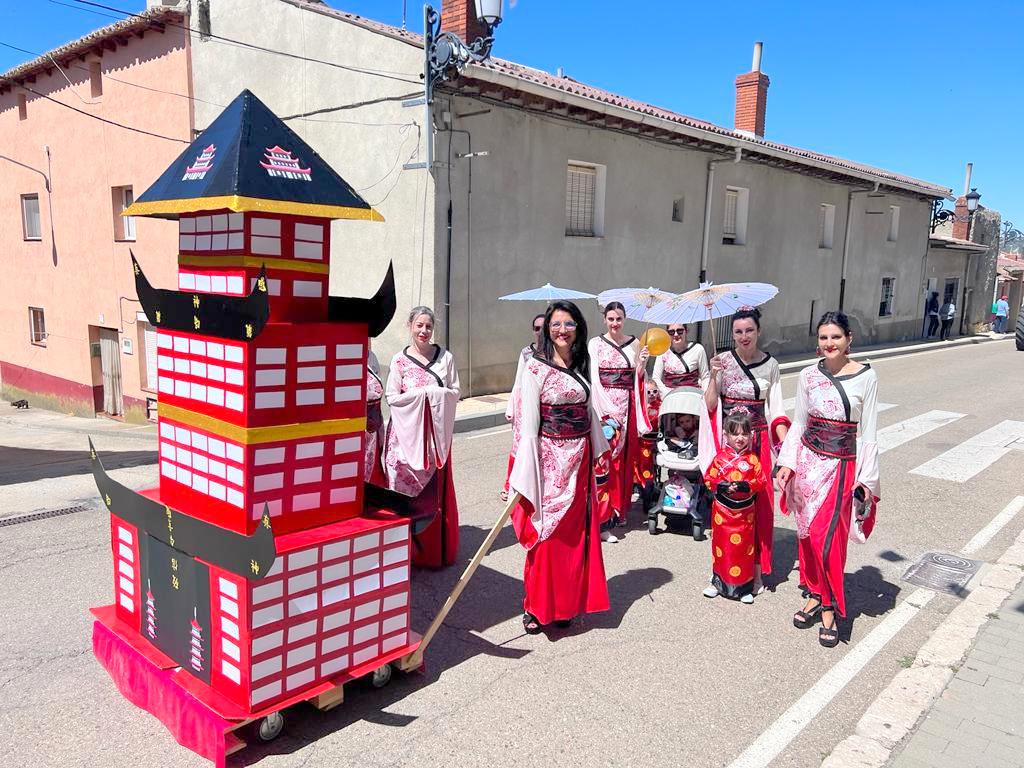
top-left (4, 1), bottom-right (1023, 229)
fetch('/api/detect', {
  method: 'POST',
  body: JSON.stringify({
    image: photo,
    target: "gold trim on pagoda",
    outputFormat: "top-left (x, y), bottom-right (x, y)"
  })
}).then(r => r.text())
top-left (177, 255), bottom-right (331, 275)
top-left (158, 402), bottom-right (366, 445)
top-left (124, 195), bottom-right (385, 222)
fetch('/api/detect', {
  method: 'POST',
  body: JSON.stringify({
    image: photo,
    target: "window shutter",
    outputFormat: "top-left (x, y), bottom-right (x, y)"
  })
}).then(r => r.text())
top-left (565, 164), bottom-right (596, 236)
top-left (142, 320), bottom-right (157, 390)
top-left (723, 189), bottom-right (738, 236)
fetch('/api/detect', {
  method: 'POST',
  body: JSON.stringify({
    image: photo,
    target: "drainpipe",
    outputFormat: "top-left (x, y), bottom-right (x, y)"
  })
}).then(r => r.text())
top-left (838, 182), bottom-right (877, 311)
top-left (697, 147), bottom-right (741, 342)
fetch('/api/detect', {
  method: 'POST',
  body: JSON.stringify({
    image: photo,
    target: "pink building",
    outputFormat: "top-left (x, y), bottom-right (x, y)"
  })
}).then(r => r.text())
top-left (0, 7), bottom-right (191, 420)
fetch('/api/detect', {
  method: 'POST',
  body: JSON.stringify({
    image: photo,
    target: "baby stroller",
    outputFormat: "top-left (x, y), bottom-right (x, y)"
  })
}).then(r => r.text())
top-left (646, 386), bottom-right (710, 540)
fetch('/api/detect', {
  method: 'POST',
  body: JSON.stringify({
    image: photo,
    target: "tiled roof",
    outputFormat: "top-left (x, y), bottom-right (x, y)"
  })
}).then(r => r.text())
top-left (0, 7), bottom-right (183, 88)
top-left (930, 234), bottom-right (989, 251)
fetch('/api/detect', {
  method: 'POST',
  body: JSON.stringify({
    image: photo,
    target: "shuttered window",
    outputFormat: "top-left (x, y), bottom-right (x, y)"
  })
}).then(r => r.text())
top-left (723, 189), bottom-right (739, 239)
top-left (565, 164), bottom-right (597, 237)
top-left (139, 316), bottom-right (157, 391)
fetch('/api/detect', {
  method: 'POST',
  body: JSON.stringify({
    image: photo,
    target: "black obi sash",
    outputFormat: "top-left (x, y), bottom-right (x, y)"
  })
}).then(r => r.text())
top-left (664, 369), bottom-right (699, 388)
top-left (599, 367), bottom-right (635, 390)
top-left (366, 399), bottom-right (383, 433)
top-left (540, 402), bottom-right (590, 440)
top-left (721, 396), bottom-right (767, 430)
top-left (802, 415), bottom-right (858, 460)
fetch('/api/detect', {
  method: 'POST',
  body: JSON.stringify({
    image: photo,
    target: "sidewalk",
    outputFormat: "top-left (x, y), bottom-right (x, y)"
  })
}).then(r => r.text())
top-left (887, 580), bottom-right (1024, 768)
top-left (452, 331), bottom-right (1010, 434)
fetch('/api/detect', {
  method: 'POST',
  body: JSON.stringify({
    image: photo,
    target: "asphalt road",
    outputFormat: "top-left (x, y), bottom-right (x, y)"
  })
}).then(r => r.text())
top-left (0, 339), bottom-right (1021, 768)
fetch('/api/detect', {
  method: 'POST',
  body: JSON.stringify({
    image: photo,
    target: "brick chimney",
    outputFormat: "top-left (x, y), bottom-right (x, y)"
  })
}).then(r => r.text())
top-left (734, 42), bottom-right (770, 138)
top-left (441, 0), bottom-right (487, 42)
top-left (952, 196), bottom-right (970, 240)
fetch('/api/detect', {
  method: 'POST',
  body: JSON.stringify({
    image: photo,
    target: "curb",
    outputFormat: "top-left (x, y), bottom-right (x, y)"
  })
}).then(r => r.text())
top-left (776, 333), bottom-right (1005, 374)
top-left (454, 409), bottom-right (508, 435)
top-left (821, 526), bottom-right (1024, 768)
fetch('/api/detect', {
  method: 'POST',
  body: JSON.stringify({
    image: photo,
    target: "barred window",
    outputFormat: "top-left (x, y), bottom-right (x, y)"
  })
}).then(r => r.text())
top-left (879, 277), bottom-right (895, 317)
top-left (565, 163), bottom-right (597, 237)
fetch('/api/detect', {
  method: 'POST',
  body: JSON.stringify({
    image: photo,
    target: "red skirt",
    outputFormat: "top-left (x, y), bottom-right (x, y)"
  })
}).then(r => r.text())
top-left (411, 462), bottom-right (459, 568)
top-left (710, 498), bottom-right (756, 598)
top-left (798, 456), bottom-right (856, 616)
top-left (512, 444), bottom-right (610, 625)
top-left (599, 395), bottom-right (639, 524)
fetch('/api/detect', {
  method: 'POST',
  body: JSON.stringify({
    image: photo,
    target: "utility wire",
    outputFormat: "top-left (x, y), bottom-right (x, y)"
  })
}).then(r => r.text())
top-left (56, 0), bottom-right (423, 86)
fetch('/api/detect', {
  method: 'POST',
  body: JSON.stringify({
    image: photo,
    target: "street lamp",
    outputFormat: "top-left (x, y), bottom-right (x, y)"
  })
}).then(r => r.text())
top-left (424, 2), bottom-right (503, 106)
top-left (930, 187), bottom-right (982, 236)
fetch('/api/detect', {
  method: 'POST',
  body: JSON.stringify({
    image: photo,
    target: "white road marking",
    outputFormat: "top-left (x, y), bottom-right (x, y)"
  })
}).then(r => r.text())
top-left (910, 420), bottom-right (1024, 483)
top-left (727, 488), bottom-right (1024, 768)
top-left (726, 589), bottom-right (935, 768)
top-left (961, 496), bottom-right (1024, 555)
top-left (782, 398), bottom-right (896, 414)
top-left (465, 426), bottom-right (512, 441)
top-left (876, 410), bottom-right (964, 454)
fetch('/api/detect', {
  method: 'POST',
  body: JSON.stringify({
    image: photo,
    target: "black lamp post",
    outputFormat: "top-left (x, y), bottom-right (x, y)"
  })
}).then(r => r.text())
top-left (931, 187), bottom-right (982, 237)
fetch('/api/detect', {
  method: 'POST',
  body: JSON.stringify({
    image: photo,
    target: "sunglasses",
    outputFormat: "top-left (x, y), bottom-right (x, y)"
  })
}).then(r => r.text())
top-left (550, 321), bottom-right (577, 331)
top-left (667, 329), bottom-right (687, 336)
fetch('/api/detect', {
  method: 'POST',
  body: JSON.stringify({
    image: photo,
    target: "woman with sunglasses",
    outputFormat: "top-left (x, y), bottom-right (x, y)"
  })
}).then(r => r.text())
top-left (699, 307), bottom-right (789, 597)
top-left (383, 306), bottom-right (461, 568)
top-left (588, 302), bottom-right (651, 541)
top-left (652, 323), bottom-right (709, 396)
top-left (509, 300), bottom-right (610, 633)
top-left (501, 313), bottom-right (546, 502)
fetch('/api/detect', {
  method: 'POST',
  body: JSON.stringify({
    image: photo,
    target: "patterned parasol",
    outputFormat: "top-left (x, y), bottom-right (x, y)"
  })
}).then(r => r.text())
top-left (596, 287), bottom-right (677, 321)
top-left (643, 282), bottom-right (779, 350)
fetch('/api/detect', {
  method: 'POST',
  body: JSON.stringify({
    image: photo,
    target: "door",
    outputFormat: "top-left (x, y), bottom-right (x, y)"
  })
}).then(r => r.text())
top-left (98, 328), bottom-right (124, 416)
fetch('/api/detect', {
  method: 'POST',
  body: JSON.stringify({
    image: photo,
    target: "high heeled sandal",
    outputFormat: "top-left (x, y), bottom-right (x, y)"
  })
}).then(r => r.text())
top-left (818, 609), bottom-right (840, 648)
top-left (523, 613), bottom-right (542, 635)
top-left (793, 599), bottom-right (822, 629)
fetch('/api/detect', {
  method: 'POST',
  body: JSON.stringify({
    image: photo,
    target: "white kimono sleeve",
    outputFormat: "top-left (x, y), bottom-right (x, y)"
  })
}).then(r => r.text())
top-left (652, 353), bottom-right (669, 397)
top-left (504, 348), bottom-right (529, 422)
top-left (384, 352), bottom-right (459, 472)
top-left (587, 337), bottom-right (616, 421)
top-left (766, 362), bottom-right (790, 453)
top-left (695, 345), bottom-right (710, 391)
top-left (855, 371), bottom-right (880, 499)
top-left (508, 367), bottom-right (543, 521)
top-left (777, 368), bottom-right (808, 471)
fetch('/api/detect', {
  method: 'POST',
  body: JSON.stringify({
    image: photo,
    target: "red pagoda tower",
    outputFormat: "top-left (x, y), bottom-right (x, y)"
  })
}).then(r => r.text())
top-left (89, 91), bottom-right (419, 753)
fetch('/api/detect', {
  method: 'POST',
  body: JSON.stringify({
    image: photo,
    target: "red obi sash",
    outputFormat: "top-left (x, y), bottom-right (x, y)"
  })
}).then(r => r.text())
top-left (599, 367), bottom-right (635, 390)
top-left (663, 370), bottom-right (699, 388)
top-left (801, 415), bottom-right (858, 460)
top-left (721, 396), bottom-right (767, 430)
top-left (539, 402), bottom-right (590, 440)
top-left (366, 399), bottom-right (383, 433)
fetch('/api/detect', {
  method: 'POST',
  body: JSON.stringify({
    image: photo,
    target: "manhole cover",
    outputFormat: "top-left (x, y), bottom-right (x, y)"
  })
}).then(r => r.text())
top-left (902, 551), bottom-right (982, 597)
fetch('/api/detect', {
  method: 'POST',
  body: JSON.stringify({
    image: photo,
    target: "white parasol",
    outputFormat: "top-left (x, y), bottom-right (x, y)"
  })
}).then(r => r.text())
top-left (596, 287), bottom-right (677, 321)
top-left (499, 283), bottom-right (597, 301)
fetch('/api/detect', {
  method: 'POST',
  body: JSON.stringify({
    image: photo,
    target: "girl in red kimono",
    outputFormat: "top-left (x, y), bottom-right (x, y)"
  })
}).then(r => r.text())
top-left (588, 302), bottom-right (650, 542)
top-left (702, 411), bottom-right (763, 604)
top-left (509, 300), bottom-right (610, 633)
top-left (700, 307), bottom-right (789, 595)
top-left (363, 347), bottom-right (386, 485)
top-left (501, 313), bottom-right (545, 502)
top-left (383, 306), bottom-right (460, 568)
top-left (777, 311), bottom-right (879, 648)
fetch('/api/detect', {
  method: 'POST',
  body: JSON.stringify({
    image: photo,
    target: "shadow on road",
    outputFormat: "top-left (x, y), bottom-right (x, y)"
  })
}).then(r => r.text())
top-left (0, 446), bottom-right (157, 485)
top-left (840, 565), bottom-right (901, 643)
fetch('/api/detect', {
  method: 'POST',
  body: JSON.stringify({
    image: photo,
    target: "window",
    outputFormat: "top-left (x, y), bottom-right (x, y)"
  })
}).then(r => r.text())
top-left (21, 194), bottom-right (41, 240)
top-left (671, 197), bottom-right (684, 223)
top-left (112, 186), bottom-right (135, 241)
top-left (879, 277), bottom-right (896, 317)
top-left (29, 307), bottom-right (46, 345)
top-left (887, 205), bottom-right (900, 242)
top-left (137, 315), bottom-right (157, 391)
top-left (722, 186), bottom-right (749, 245)
top-left (819, 203), bottom-right (836, 249)
top-left (17, 93), bottom-right (26, 120)
top-left (943, 278), bottom-right (959, 305)
top-left (89, 60), bottom-right (102, 98)
top-left (565, 161), bottom-right (605, 237)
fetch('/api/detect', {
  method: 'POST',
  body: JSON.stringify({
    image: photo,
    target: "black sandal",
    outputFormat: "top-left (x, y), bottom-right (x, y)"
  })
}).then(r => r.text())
top-left (818, 609), bottom-right (840, 648)
top-left (793, 599), bottom-right (822, 629)
top-left (523, 612), bottom-right (542, 635)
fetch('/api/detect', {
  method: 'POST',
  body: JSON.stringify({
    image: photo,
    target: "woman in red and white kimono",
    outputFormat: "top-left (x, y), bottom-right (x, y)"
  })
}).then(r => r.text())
top-left (384, 306), bottom-right (460, 568)
top-left (652, 323), bottom-right (709, 396)
top-left (700, 307), bottom-right (789, 595)
top-left (588, 302), bottom-right (650, 541)
top-left (510, 300), bottom-right (610, 633)
top-left (363, 346), bottom-right (386, 485)
top-left (501, 313), bottom-right (546, 502)
top-left (776, 311), bottom-right (879, 648)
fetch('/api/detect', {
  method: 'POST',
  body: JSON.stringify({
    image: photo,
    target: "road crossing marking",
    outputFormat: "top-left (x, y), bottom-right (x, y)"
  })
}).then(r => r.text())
top-left (873, 410), bottom-right (964, 454)
top-left (910, 420), bottom-right (1024, 483)
top-left (961, 496), bottom-right (1024, 555)
top-left (782, 398), bottom-right (896, 414)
